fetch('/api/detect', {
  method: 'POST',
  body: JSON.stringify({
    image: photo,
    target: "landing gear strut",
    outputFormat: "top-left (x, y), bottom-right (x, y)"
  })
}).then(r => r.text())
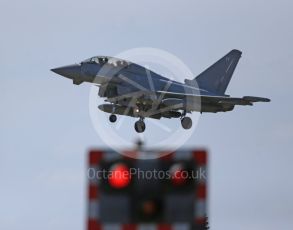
top-left (109, 114), bottom-right (117, 123)
top-left (134, 118), bottom-right (146, 133)
top-left (181, 116), bottom-right (192, 129)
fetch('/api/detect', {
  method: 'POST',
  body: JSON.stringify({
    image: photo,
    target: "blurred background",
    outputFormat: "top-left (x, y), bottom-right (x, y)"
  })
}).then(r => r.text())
top-left (0, 0), bottom-right (292, 229)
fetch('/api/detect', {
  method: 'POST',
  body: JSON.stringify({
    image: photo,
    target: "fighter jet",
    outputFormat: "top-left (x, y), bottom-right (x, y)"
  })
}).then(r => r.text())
top-left (51, 49), bottom-right (270, 133)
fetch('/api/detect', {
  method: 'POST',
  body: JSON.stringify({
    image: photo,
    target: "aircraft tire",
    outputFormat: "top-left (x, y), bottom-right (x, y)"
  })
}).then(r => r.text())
top-left (134, 120), bottom-right (145, 133)
top-left (181, 117), bottom-right (192, 129)
top-left (109, 114), bottom-right (117, 123)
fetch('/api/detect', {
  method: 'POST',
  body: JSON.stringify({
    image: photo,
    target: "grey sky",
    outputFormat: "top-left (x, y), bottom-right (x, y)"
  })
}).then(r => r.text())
top-left (1, 0), bottom-right (293, 229)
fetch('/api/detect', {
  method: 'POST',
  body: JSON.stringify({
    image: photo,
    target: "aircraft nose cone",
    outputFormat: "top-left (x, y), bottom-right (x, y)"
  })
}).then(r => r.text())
top-left (51, 64), bottom-right (81, 79)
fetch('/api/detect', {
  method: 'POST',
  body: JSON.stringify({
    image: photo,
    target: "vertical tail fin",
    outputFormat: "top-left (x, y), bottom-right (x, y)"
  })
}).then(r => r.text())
top-left (185, 49), bottom-right (242, 95)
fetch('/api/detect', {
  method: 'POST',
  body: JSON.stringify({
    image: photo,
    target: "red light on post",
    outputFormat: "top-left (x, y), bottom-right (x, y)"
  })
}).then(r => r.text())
top-left (108, 163), bottom-right (131, 189)
top-left (170, 163), bottom-right (188, 186)
top-left (142, 200), bottom-right (156, 216)
top-left (139, 199), bottom-right (163, 221)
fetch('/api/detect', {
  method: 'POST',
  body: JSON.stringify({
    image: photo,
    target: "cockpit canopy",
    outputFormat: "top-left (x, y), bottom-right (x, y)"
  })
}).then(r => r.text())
top-left (81, 56), bottom-right (131, 67)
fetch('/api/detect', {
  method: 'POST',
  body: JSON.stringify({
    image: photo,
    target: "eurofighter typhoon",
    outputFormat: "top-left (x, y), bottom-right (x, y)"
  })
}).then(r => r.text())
top-left (51, 50), bottom-right (270, 133)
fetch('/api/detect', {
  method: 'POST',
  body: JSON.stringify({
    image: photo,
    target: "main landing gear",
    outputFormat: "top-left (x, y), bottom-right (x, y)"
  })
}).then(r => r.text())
top-left (109, 114), bottom-right (191, 132)
top-left (134, 118), bottom-right (146, 133)
top-left (180, 110), bottom-right (192, 130)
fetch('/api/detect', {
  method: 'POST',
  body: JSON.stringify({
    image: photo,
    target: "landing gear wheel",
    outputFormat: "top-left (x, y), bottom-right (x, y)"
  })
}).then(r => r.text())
top-left (109, 114), bottom-right (117, 123)
top-left (181, 117), bottom-right (192, 129)
top-left (134, 120), bottom-right (146, 133)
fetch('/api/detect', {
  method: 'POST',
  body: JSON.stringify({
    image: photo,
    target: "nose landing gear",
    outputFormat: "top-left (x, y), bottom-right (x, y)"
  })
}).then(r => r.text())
top-left (181, 116), bottom-right (192, 129)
